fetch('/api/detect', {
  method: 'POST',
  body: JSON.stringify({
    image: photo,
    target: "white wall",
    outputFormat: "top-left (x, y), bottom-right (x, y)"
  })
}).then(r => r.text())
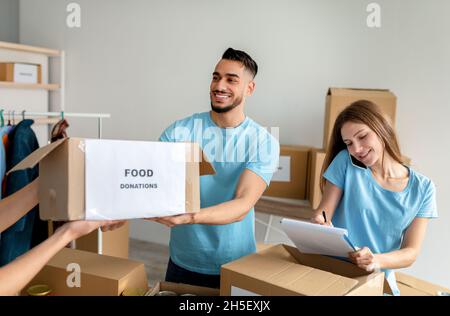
top-left (0, 0), bottom-right (19, 42)
top-left (18, 0), bottom-right (450, 287)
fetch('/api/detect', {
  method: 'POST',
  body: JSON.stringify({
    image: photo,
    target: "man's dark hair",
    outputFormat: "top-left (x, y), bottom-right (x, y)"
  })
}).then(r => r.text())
top-left (222, 48), bottom-right (258, 78)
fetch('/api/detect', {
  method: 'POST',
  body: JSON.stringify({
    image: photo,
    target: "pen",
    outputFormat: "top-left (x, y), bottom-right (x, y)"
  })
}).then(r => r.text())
top-left (322, 210), bottom-right (333, 227)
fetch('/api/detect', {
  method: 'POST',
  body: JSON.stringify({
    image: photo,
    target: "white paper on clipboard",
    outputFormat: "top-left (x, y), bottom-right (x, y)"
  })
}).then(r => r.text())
top-left (281, 218), bottom-right (356, 258)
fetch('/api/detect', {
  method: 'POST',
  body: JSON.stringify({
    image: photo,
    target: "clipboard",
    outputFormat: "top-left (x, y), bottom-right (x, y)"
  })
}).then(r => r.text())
top-left (281, 218), bottom-right (357, 258)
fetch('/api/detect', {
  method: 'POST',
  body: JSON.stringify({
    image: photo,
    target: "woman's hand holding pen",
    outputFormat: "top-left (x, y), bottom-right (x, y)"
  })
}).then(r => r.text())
top-left (310, 210), bottom-right (333, 227)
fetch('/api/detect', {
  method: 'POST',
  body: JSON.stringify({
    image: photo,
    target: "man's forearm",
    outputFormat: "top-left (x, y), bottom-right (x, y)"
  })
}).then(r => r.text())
top-left (193, 197), bottom-right (254, 225)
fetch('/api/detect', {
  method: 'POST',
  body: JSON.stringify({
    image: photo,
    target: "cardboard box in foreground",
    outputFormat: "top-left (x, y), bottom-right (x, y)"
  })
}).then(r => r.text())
top-left (23, 248), bottom-right (148, 296)
top-left (221, 244), bottom-right (384, 296)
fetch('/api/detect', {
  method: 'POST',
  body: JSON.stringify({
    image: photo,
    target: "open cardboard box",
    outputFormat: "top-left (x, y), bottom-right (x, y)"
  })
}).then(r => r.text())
top-left (146, 281), bottom-right (219, 296)
top-left (221, 244), bottom-right (384, 296)
top-left (8, 138), bottom-right (215, 221)
top-left (22, 248), bottom-right (148, 296)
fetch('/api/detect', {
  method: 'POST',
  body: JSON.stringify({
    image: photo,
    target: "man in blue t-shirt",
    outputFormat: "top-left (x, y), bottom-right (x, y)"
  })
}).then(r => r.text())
top-left (150, 48), bottom-right (280, 288)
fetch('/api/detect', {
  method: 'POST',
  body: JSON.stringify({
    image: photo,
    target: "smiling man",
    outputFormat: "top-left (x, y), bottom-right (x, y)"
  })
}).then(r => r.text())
top-left (151, 48), bottom-right (280, 288)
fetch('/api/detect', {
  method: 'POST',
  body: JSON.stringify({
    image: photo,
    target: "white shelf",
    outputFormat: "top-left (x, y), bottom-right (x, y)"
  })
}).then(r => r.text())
top-left (0, 41), bottom-right (61, 57)
top-left (0, 81), bottom-right (60, 91)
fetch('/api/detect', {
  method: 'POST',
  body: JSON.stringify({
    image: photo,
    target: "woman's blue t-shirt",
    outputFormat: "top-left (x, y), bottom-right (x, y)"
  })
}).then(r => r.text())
top-left (323, 149), bottom-right (438, 295)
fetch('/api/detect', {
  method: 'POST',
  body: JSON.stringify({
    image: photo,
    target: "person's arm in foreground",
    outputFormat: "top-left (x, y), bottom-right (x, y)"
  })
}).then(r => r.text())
top-left (0, 220), bottom-right (124, 296)
top-left (0, 177), bottom-right (125, 295)
top-left (0, 178), bottom-right (39, 233)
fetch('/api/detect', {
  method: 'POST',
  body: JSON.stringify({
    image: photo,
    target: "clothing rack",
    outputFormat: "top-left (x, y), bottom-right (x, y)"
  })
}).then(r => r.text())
top-left (1, 110), bottom-right (111, 139)
top-left (0, 110), bottom-right (112, 253)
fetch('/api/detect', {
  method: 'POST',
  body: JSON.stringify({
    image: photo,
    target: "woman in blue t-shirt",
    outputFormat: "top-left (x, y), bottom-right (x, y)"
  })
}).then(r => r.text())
top-left (311, 100), bottom-right (437, 295)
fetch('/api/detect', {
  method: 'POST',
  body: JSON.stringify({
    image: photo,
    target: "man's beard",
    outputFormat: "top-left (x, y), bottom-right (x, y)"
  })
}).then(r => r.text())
top-left (210, 96), bottom-right (243, 114)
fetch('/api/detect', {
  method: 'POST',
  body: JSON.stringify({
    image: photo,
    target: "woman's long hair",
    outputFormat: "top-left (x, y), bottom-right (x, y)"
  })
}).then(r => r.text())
top-left (320, 100), bottom-right (406, 192)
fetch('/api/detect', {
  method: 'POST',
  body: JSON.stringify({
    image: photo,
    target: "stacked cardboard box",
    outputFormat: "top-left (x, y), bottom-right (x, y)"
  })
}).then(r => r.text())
top-left (264, 145), bottom-right (311, 200)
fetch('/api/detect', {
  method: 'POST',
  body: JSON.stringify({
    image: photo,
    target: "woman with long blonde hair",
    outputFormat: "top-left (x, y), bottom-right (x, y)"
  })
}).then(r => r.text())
top-left (311, 100), bottom-right (437, 295)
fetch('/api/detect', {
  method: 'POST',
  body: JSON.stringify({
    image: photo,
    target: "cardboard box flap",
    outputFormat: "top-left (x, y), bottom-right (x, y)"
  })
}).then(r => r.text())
top-left (396, 272), bottom-right (450, 296)
top-left (327, 88), bottom-right (396, 99)
top-left (283, 244), bottom-right (371, 278)
top-left (199, 148), bottom-right (215, 176)
top-left (7, 138), bottom-right (67, 175)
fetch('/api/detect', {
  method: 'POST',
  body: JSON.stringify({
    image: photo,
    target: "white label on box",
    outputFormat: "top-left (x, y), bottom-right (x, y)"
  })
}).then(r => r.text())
top-left (231, 286), bottom-right (261, 296)
top-left (271, 156), bottom-right (290, 182)
top-left (85, 139), bottom-right (186, 220)
top-left (13, 63), bottom-right (38, 83)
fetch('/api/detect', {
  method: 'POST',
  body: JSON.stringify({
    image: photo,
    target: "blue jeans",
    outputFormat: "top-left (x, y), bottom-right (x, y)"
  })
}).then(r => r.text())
top-left (165, 258), bottom-right (220, 289)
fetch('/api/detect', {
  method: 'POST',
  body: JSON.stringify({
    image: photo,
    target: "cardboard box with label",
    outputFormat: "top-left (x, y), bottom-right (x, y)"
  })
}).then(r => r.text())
top-left (221, 244), bottom-right (384, 296)
top-left (264, 145), bottom-right (311, 200)
top-left (22, 248), bottom-right (148, 296)
top-left (146, 281), bottom-right (219, 296)
top-left (8, 138), bottom-right (215, 220)
top-left (323, 88), bottom-right (397, 149)
top-left (0, 62), bottom-right (42, 83)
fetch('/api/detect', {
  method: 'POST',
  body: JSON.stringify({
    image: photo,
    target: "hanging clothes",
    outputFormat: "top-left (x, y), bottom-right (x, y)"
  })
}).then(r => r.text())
top-left (0, 119), bottom-right (45, 266)
top-left (51, 119), bottom-right (69, 142)
top-left (0, 126), bottom-right (10, 199)
top-left (0, 125), bottom-right (14, 198)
